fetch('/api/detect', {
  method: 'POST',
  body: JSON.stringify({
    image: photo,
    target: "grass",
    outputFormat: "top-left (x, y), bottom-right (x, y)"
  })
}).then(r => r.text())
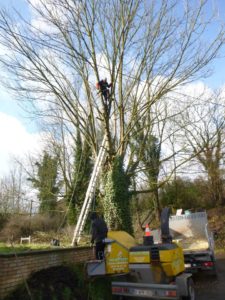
top-left (0, 239), bottom-right (91, 254)
top-left (0, 242), bottom-right (71, 254)
top-left (0, 232), bottom-right (91, 254)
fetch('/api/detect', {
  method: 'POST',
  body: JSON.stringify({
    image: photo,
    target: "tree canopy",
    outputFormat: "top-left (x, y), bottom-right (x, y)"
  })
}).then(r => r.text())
top-left (0, 0), bottom-right (224, 229)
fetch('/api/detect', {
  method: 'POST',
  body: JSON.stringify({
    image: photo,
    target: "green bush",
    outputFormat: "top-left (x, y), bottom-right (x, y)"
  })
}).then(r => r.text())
top-left (4, 265), bottom-right (87, 300)
top-left (88, 277), bottom-right (113, 300)
top-left (160, 177), bottom-right (214, 210)
top-left (4, 264), bottom-right (114, 300)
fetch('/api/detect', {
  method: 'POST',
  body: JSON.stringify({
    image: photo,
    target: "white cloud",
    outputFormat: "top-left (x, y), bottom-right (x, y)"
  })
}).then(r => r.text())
top-left (0, 112), bottom-right (42, 177)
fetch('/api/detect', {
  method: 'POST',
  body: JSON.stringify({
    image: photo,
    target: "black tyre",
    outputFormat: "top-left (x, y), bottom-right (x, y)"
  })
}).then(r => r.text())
top-left (181, 278), bottom-right (195, 300)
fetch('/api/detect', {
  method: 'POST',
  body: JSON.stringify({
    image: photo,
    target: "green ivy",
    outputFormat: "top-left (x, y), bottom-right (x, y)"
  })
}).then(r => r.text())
top-left (88, 277), bottom-right (113, 300)
top-left (66, 130), bottom-right (93, 225)
top-left (103, 156), bottom-right (133, 234)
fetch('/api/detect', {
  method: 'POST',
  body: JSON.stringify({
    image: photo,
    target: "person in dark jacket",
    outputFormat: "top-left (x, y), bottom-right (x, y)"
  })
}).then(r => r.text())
top-left (96, 78), bottom-right (112, 102)
top-left (90, 212), bottom-right (108, 260)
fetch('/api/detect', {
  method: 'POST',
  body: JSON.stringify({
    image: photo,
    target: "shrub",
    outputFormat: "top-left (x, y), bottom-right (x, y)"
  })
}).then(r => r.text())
top-left (5, 265), bottom-right (87, 300)
top-left (0, 213), bottom-right (9, 231)
top-left (160, 177), bottom-right (213, 210)
top-left (5, 264), bottom-right (115, 300)
top-left (30, 214), bottom-right (62, 232)
top-left (0, 215), bottom-right (30, 242)
top-left (0, 214), bottom-right (63, 242)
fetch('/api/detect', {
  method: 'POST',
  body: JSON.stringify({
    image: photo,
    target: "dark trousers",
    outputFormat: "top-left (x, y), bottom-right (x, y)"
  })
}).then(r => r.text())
top-left (102, 90), bottom-right (110, 102)
top-left (95, 241), bottom-right (105, 260)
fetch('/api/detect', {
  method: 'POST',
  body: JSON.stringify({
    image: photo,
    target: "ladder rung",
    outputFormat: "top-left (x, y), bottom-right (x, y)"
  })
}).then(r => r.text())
top-left (71, 135), bottom-right (107, 246)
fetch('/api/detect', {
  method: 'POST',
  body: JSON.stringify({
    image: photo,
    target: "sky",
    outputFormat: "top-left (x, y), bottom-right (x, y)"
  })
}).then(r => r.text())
top-left (0, 0), bottom-right (225, 177)
top-left (0, 0), bottom-right (43, 176)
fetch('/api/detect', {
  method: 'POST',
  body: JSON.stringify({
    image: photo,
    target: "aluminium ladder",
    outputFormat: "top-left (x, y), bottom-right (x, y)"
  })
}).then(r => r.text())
top-left (71, 135), bottom-right (107, 246)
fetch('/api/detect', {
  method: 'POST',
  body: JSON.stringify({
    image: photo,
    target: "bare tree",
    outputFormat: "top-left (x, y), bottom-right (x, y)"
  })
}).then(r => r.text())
top-left (0, 0), bottom-right (223, 160)
top-left (177, 91), bottom-right (225, 205)
top-left (128, 96), bottom-right (198, 220)
top-left (0, 0), bottom-right (224, 228)
top-left (0, 163), bottom-right (27, 214)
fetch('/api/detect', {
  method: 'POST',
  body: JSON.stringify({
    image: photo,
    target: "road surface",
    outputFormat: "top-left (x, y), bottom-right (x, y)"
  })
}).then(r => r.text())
top-left (195, 252), bottom-right (225, 300)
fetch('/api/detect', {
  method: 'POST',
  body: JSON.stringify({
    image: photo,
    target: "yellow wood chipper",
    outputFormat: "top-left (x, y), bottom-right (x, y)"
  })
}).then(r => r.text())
top-left (86, 208), bottom-right (195, 300)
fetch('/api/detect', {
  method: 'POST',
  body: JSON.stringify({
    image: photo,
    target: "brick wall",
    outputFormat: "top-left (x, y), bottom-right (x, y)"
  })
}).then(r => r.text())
top-left (0, 247), bottom-right (94, 299)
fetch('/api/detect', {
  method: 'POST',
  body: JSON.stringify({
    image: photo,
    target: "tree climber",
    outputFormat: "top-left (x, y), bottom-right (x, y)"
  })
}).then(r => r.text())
top-left (96, 78), bottom-right (112, 103)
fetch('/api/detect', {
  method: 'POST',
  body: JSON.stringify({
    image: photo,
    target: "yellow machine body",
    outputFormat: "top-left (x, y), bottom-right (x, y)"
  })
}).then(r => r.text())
top-left (105, 231), bottom-right (184, 277)
top-left (105, 231), bottom-right (137, 274)
top-left (129, 244), bottom-right (185, 277)
top-left (160, 246), bottom-right (185, 276)
top-left (87, 230), bottom-right (184, 279)
top-left (129, 250), bottom-right (151, 263)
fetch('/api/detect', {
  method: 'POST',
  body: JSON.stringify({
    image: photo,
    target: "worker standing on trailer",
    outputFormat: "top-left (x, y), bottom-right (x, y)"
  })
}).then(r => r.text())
top-left (90, 212), bottom-right (108, 260)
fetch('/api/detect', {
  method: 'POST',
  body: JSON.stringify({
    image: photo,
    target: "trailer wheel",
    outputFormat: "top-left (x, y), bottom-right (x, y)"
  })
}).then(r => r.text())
top-left (181, 278), bottom-right (195, 300)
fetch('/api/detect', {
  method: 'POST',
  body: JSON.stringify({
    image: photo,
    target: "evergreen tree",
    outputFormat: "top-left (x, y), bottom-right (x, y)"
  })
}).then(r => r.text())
top-left (30, 152), bottom-right (59, 215)
top-left (143, 135), bottom-right (161, 218)
top-left (130, 118), bottom-right (161, 219)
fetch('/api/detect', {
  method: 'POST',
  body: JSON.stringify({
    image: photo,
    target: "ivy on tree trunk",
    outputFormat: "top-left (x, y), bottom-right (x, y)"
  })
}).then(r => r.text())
top-left (67, 130), bottom-right (93, 225)
top-left (103, 156), bottom-right (133, 235)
